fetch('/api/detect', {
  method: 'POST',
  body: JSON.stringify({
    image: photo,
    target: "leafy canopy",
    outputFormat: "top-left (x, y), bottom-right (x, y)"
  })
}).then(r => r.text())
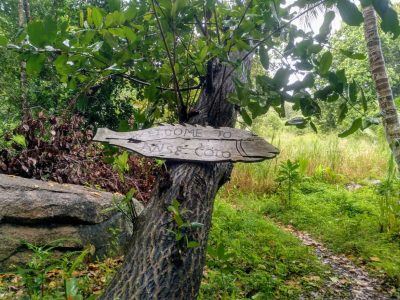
top-left (1, 0), bottom-right (399, 134)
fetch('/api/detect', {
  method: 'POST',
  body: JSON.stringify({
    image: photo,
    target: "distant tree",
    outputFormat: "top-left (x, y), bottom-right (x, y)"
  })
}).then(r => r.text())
top-left (18, 0), bottom-right (31, 120)
top-left (330, 4), bottom-right (400, 102)
top-left (362, 2), bottom-right (400, 170)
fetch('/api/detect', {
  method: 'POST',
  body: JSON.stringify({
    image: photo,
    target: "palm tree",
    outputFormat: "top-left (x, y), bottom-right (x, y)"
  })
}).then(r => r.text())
top-left (362, 5), bottom-right (400, 169)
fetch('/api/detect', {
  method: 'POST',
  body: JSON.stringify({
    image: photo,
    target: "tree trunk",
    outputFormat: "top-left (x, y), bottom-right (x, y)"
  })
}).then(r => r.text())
top-left (101, 55), bottom-right (251, 299)
top-left (363, 6), bottom-right (400, 168)
top-left (18, 0), bottom-right (30, 121)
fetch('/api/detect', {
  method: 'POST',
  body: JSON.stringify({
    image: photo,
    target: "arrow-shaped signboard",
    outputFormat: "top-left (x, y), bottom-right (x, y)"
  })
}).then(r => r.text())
top-left (93, 124), bottom-right (279, 162)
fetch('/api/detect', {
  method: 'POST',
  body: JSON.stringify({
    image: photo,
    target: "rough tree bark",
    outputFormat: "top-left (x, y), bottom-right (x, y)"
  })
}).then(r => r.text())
top-left (363, 6), bottom-right (400, 168)
top-left (101, 54), bottom-right (251, 299)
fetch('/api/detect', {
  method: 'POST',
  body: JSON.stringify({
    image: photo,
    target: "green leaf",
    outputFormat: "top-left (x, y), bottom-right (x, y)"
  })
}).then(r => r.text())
top-left (65, 278), bottom-right (81, 299)
top-left (80, 10), bottom-right (84, 27)
top-left (173, 213), bottom-right (184, 227)
top-left (187, 241), bottom-right (200, 248)
top-left (124, 4), bottom-right (137, 20)
top-left (327, 76), bottom-right (340, 92)
top-left (27, 18), bottom-right (57, 47)
top-left (27, 21), bottom-right (46, 47)
top-left (295, 60), bottom-right (313, 71)
top-left (81, 30), bottom-right (96, 46)
top-left (259, 46), bottom-right (269, 71)
top-left (26, 54), bottom-right (46, 77)
top-left (380, 7), bottom-right (400, 38)
top-left (302, 73), bottom-right (315, 88)
top-left (234, 79), bottom-right (249, 106)
top-left (105, 11), bottom-right (126, 27)
top-left (248, 101), bottom-right (269, 118)
top-left (314, 85), bottom-right (334, 100)
top-left (167, 205), bottom-right (179, 215)
top-left (12, 135), bottom-right (27, 148)
top-left (87, 7), bottom-right (93, 27)
top-left (54, 54), bottom-right (74, 79)
top-left (103, 31), bottom-right (118, 48)
top-left (299, 97), bottom-right (321, 117)
top-left (360, 0), bottom-right (373, 7)
top-left (308, 44), bottom-right (323, 54)
top-left (107, 0), bottom-right (121, 12)
top-left (92, 7), bottom-right (103, 28)
top-left (360, 86), bottom-right (368, 112)
top-left (171, 199), bottom-right (180, 209)
top-left (340, 49), bottom-right (366, 60)
top-left (108, 27), bottom-right (126, 38)
top-left (362, 116), bottom-right (380, 129)
top-left (348, 80), bottom-right (357, 102)
top-left (240, 108), bottom-right (252, 126)
top-left (216, 244), bottom-right (225, 259)
top-left (273, 68), bottom-right (291, 88)
top-left (337, 0), bottom-right (364, 26)
top-left (294, 39), bottom-right (313, 58)
top-left (235, 38), bottom-right (251, 51)
top-left (336, 69), bottom-right (347, 84)
top-left (113, 151), bottom-right (130, 175)
top-left (123, 27), bottom-right (137, 43)
top-left (338, 117), bottom-right (362, 137)
top-left (256, 75), bottom-right (273, 92)
top-left (338, 102), bottom-right (348, 123)
top-left (172, 0), bottom-right (186, 17)
top-left (0, 35), bottom-right (8, 46)
top-left (310, 121), bottom-right (318, 133)
top-left (317, 11), bottom-right (335, 41)
top-left (319, 51), bottom-right (333, 74)
top-left (44, 18), bottom-right (57, 43)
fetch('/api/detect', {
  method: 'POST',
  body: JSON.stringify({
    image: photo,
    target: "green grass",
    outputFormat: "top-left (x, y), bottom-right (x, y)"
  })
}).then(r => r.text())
top-left (212, 122), bottom-right (400, 296)
top-left (200, 193), bottom-right (329, 299)
top-left (230, 114), bottom-right (389, 195)
top-left (260, 181), bottom-right (400, 287)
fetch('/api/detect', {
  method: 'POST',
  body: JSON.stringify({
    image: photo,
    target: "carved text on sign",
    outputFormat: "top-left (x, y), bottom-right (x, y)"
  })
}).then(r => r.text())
top-left (93, 124), bottom-right (279, 163)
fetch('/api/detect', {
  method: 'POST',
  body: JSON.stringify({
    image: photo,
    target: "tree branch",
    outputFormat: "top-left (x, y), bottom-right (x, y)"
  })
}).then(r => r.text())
top-left (151, 0), bottom-right (187, 122)
top-left (118, 74), bottom-right (203, 92)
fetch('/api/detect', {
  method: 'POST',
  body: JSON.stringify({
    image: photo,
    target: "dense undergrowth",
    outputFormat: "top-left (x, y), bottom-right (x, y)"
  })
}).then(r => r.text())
top-left (0, 113), bottom-right (159, 201)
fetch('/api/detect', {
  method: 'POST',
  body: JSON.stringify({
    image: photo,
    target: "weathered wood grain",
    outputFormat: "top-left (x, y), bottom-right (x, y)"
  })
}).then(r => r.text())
top-left (93, 124), bottom-right (279, 162)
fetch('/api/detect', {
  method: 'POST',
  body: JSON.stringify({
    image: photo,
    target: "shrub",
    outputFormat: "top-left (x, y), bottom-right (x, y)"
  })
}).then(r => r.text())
top-left (0, 113), bottom-right (160, 202)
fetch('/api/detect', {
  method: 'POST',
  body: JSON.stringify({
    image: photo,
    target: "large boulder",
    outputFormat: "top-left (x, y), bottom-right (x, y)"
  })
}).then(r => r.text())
top-left (0, 174), bottom-right (143, 269)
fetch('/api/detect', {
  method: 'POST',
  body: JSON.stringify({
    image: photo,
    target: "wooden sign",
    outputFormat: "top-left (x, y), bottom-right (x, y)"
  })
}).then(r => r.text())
top-left (93, 124), bottom-right (279, 162)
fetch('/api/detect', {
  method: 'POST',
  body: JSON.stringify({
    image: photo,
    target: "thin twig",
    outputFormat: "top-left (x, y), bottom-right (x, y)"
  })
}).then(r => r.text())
top-left (214, 8), bottom-right (221, 45)
top-left (151, 0), bottom-right (187, 121)
top-left (118, 74), bottom-right (202, 91)
top-left (194, 14), bottom-right (207, 37)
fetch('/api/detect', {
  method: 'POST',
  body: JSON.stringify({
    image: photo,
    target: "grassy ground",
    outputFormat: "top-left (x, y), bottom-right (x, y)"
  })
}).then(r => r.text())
top-left (262, 181), bottom-right (400, 287)
top-left (2, 116), bottom-right (400, 299)
top-left (200, 193), bottom-right (329, 299)
top-left (230, 118), bottom-right (389, 195)
top-left (198, 115), bottom-right (400, 297)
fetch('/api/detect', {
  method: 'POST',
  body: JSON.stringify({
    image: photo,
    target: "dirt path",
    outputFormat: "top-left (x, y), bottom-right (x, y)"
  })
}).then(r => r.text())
top-left (280, 224), bottom-right (393, 299)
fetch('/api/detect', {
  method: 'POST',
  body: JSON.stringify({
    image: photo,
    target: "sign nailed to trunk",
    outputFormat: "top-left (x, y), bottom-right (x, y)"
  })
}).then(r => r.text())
top-left (93, 124), bottom-right (279, 162)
